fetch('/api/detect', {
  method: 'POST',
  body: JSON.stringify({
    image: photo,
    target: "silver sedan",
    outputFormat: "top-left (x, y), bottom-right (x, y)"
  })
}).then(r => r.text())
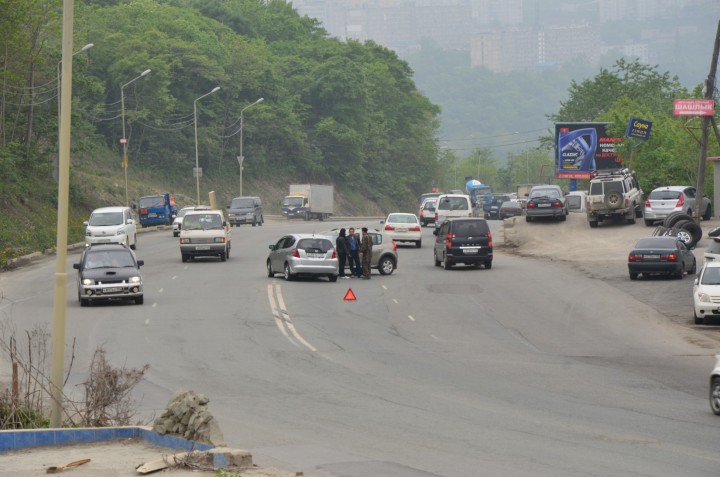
top-left (267, 234), bottom-right (338, 282)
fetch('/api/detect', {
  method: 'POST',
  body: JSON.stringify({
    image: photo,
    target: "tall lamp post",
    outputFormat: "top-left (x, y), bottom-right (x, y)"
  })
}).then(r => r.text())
top-left (120, 68), bottom-right (151, 207)
top-left (57, 43), bottom-right (93, 126)
top-left (194, 86), bottom-right (221, 205)
top-left (238, 97), bottom-right (264, 196)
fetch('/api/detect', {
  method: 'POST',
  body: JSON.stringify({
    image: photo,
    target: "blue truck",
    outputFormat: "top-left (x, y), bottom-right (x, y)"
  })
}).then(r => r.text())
top-left (137, 193), bottom-right (177, 228)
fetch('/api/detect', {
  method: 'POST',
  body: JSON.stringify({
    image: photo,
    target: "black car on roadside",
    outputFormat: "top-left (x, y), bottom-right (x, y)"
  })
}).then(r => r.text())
top-left (433, 218), bottom-right (492, 270)
top-left (627, 236), bottom-right (696, 280)
top-left (73, 244), bottom-right (144, 306)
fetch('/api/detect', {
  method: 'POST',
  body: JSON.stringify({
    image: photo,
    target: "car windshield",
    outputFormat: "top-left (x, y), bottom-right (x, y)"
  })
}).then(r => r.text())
top-left (649, 190), bottom-right (682, 200)
top-left (500, 201), bottom-right (518, 208)
top-left (438, 197), bottom-right (468, 210)
top-left (530, 189), bottom-right (559, 199)
top-left (231, 198), bottom-right (255, 208)
top-left (297, 238), bottom-right (333, 253)
top-left (635, 237), bottom-right (675, 249)
top-left (702, 266), bottom-right (720, 285)
top-left (84, 251), bottom-right (135, 269)
top-left (182, 214), bottom-right (223, 230)
top-left (283, 197), bottom-right (303, 207)
top-left (387, 214), bottom-right (417, 224)
top-left (138, 196), bottom-right (164, 208)
top-left (604, 181), bottom-right (624, 194)
top-left (88, 212), bottom-right (123, 226)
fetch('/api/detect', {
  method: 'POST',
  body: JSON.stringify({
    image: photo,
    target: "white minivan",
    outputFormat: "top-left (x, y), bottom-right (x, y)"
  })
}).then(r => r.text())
top-left (84, 206), bottom-right (138, 249)
top-left (434, 194), bottom-right (473, 228)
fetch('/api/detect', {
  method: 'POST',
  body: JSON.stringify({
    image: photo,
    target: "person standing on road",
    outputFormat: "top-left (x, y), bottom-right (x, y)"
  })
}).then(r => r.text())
top-left (360, 226), bottom-right (373, 279)
top-left (336, 228), bottom-right (350, 279)
top-left (346, 227), bottom-right (362, 278)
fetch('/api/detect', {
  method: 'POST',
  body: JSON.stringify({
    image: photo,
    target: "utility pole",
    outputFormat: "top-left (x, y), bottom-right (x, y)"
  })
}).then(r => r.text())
top-left (694, 19), bottom-right (720, 223)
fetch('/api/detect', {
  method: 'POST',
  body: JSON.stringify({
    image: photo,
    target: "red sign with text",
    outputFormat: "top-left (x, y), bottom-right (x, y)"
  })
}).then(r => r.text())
top-left (673, 99), bottom-right (715, 116)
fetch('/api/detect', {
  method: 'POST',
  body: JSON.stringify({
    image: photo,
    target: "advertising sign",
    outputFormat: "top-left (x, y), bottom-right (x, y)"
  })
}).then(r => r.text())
top-left (673, 99), bottom-right (714, 116)
top-left (555, 123), bottom-right (623, 179)
top-left (625, 118), bottom-right (652, 141)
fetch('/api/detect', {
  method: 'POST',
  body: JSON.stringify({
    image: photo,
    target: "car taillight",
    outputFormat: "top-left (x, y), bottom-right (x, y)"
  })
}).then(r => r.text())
top-left (292, 248), bottom-right (300, 258)
top-left (488, 231), bottom-right (492, 247)
top-left (331, 249), bottom-right (337, 259)
top-left (665, 253), bottom-right (678, 262)
top-left (645, 198), bottom-right (651, 208)
top-left (409, 226), bottom-right (420, 232)
top-left (139, 208), bottom-right (148, 215)
top-left (392, 240), bottom-right (397, 251)
top-left (552, 200), bottom-right (563, 208)
top-left (676, 195), bottom-right (684, 207)
top-left (527, 202), bottom-right (537, 209)
top-left (445, 232), bottom-right (453, 248)
top-left (628, 253), bottom-right (640, 261)
top-left (384, 224), bottom-right (395, 231)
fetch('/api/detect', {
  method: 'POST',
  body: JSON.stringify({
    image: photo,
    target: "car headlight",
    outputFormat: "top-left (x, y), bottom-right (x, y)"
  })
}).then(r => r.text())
top-left (214, 237), bottom-right (226, 243)
top-left (180, 238), bottom-right (191, 244)
top-left (697, 292), bottom-right (712, 303)
top-left (82, 278), bottom-right (95, 286)
top-left (129, 276), bottom-right (141, 284)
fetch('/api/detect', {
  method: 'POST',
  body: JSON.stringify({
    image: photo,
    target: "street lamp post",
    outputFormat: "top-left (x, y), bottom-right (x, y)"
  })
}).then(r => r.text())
top-left (120, 69), bottom-right (151, 207)
top-left (238, 98), bottom-right (264, 196)
top-left (57, 43), bottom-right (93, 125)
top-left (194, 86), bottom-right (221, 205)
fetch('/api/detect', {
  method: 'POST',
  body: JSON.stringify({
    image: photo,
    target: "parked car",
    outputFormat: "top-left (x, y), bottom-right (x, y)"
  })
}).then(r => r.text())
top-left (179, 208), bottom-right (231, 262)
top-left (484, 194), bottom-right (513, 220)
top-left (693, 261), bottom-right (720, 325)
top-left (172, 206), bottom-right (194, 237)
top-left (433, 218), bottom-right (493, 270)
top-left (84, 206), bottom-right (137, 249)
top-left (418, 192), bottom-right (443, 206)
top-left (627, 236), bottom-right (696, 280)
top-left (72, 244), bottom-right (144, 306)
top-left (586, 168), bottom-right (643, 227)
top-left (643, 185), bottom-right (712, 226)
top-left (381, 213), bottom-right (422, 248)
top-left (267, 234), bottom-right (338, 282)
top-left (525, 185), bottom-right (568, 222)
top-left (419, 198), bottom-right (437, 227)
top-left (709, 353), bottom-right (720, 415)
top-left (323, 228), bottom-right (398, 276)
top-left (434, 194), bottom-right (473, 228)
top-left (498, 201), bottom-right (523, 219)
top-left (565, 190), bottom-right (587, 213)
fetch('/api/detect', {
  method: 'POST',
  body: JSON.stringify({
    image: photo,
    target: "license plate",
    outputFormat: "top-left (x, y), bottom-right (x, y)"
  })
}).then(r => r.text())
top-left (643, 254), bottom-right (660, 259)
top-left (149, 213), bottom-right (157, 217)
top-left (397, 227), bottom-right (407, 232)
top-left (98, 239), bottom-right (111, 243)
top-left (538, 204), bottom-right (551, 207)
top-left (103, 287), bottom-right (122, 293)
top-left (195, 245), bottom-right (211, 250)
top-left (463, 248), bottom-right (479, 254)
top-left (307, 253), bottom-right (324, 258)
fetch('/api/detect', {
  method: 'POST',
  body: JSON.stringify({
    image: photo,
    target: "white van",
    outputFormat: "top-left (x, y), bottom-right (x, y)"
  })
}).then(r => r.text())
top-left (434, 194), bottom-right (473, 228)
top-left (565, 190), bottom-right (588, 213)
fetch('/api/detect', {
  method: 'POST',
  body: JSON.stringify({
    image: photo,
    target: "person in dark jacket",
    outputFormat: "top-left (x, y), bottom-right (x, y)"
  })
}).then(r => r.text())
top-left (346, 227), bottom-right (362, 278)
top-left (336, 228), bottom-right (350, 279)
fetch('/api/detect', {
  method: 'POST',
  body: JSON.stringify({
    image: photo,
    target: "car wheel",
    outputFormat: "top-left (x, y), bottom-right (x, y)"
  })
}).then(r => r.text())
top-left (525, 216), bottom-right (532, 222)
top-left (415, 240), bottom-right (422, 248)
top-left (644, 219), bottom-right (654, 227)
top-left (604, 191), bottom-right (623, 208)
top-left (560, 214), bottom-right (567, 221)
top-left (252, 218), bottom-right (257, 227)
top-left (434, 250), bottom-right (441, 267)
top-left (260, 215), bottom-right (264, 226)
top-left (267, 260), bottom-right (274, 277)
top-left (443, 254), bottom-right (452, 270)
top-left (665, 212), bottom-right (693, 228)
top-left (173, 231), bottom-right (179, 237)
top-left (703, 205), bottom-right (712, 221)
top-left (135, 295), bottom-right (144, 305)
top-left (484, 260), bottom-right (492, 270)
top-left (588, 220), bottom-right (598, 228)
top-left (284, 263), bottom-right (294, 281)
top-left (130, 235), bottom-right (137, 250)
top-left (629, 271), bottom-right (638, 280)
top-left (378, 257), bottom-right (395, 275)
top-left (226, 244), bottom-right (230, 259)
top-left (635, 205), bottom-right (643, 218)
top-left (181, 254), bottom-right (188, 263)
top-left (695, 309), bottom-right (704, 325)
top-left (681, 221), bottom-right (703, 246)
top-left (689, 259), bottom-right (697, 275)
top-left (710, 377), bottom-right (720, 415)
top-left (329, 274), bottom-right (338, 282)
top-left (673, 224), bottom-right (695, 247)
top-left (220, 251), bottom-right (227, 262)
top-left (675, 266), bottom-right (684, 279)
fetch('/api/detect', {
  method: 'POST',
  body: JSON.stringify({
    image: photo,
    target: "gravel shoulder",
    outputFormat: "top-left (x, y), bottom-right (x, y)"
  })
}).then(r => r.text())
top-left (500, 212), bottom-right (720, 347)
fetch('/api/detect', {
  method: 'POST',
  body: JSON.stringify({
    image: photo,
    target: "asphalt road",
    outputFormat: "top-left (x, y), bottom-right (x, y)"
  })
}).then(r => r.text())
top-left (1, 216), bottom-right (720, 477)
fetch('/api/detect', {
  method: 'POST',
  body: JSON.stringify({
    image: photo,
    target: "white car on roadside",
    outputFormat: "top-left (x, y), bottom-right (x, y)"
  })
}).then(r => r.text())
top-left (84, 206), bottom-right (137, 250)
top-left (381, 212), bottom-right (423, 248)
top-left (693, 261), bottom-right (720, 325)
top-left (172, 206), bottom-right (195, 237)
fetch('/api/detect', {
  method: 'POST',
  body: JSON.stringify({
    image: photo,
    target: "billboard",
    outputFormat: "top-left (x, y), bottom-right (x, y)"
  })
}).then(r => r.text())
top-left (555, 123), bottom-right (623, 179)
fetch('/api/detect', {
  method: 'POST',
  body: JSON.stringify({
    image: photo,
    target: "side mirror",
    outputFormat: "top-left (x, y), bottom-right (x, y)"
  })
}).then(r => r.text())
top-left (83, 221), bottom-right (89, 226)
top-left (132, 203), bottom-right (137, 210)
top-left (73, 263), bottom-right (80, 270)
top-left (269, 244), bottom-right (276, 251)
top-left (137, 260), bottom-right (144, 267)
top-left (126, 219), bottom-right (134, 225)
top-left (432, 229), bottom-right (438, 236)
top-left (380, 220), bottom-right (384, 224)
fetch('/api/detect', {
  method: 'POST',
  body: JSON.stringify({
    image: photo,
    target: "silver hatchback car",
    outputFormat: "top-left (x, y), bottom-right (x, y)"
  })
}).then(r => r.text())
top-left (267, 234), bottom-right (338, 282)
top-left (643, 185), bottom-right (712, 226)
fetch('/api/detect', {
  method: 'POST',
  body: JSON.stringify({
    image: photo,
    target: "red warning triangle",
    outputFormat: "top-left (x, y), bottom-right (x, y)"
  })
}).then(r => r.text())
top-left (343, 288), bottom-right (357, 301)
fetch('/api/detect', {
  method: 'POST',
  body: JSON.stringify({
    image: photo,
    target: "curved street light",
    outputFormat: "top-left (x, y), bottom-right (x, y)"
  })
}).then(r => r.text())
top-left (194, 86), bottom-right (221, 205)
top-left (120, 68), bottom-right (151, 207)
top-left (57, 43), bottom-right (94, 136)
top-left (239, 97), bottom-right (264, 196)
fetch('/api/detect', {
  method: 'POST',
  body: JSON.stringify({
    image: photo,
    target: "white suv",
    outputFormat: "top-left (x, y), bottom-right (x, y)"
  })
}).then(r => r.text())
top-left (179, 208), bottom-right (231, 262)
top-left (586, 168), bottom-right (643, 227)
top-left (84, 206), bottom-right (137, 249)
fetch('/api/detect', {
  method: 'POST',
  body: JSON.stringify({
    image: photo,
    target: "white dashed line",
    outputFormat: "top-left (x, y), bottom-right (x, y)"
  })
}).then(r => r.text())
top-left (158, 288), bottom-right (164, 293)
top-left (408, 315), bottom-right (415, 322)
top-left (393, 299), bottom-right (399, 304)
top-left (382, 285), bottom-right (387, 290)
top-left (430, 334), bottom-right (439, 341)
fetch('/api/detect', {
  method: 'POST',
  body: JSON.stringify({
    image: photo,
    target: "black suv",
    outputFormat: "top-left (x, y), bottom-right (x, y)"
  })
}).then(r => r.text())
top-left (73, 244), bottom-right (144, 306)
top-left (433, 218), bottom-right (493, 270)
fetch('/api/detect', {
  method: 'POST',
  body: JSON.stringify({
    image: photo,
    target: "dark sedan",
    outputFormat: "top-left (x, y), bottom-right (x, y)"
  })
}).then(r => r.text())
top-left (498, 201), bottom-right (523, 219)
top-left (627, 236), bottom-right (696, 280)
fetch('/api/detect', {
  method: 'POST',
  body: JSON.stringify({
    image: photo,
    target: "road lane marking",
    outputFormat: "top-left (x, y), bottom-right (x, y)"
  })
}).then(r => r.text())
top-left (382, 285), bottom-right (387, 290)
top-left (393, 299), bottom-right (398, 304)
top-left (158, 288), bottom-right (164, 293)
top-left (430, 334), bottom-right (439, 341)
top-left (267, 283), bottom-right (318, 352)
top-left (408, 315), bottom-right (415, 321)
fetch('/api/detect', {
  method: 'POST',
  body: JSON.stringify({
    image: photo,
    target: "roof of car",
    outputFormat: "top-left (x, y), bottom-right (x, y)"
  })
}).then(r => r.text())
top-left (185, 208), bottom-right (222, 215)
top-left (703, 261), bottom-right (720, 268)
top-left (84, 243), bottom-right (132, 252)
top-left (650, 185), bottom-right (690, 192)
top-left (91, 206), bottom-right (130, 213)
